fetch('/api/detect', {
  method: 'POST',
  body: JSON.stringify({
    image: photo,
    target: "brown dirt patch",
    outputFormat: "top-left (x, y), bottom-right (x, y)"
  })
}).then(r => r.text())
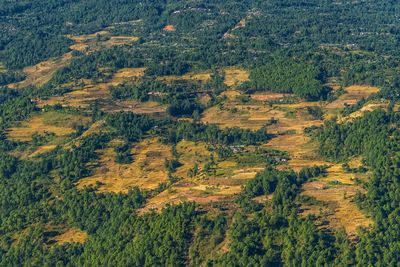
top-left (164, 25), bottom-right (176, 32)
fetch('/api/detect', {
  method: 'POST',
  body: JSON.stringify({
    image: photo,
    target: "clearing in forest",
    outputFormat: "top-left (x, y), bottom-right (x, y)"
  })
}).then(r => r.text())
top-left (325, 85), bottom-right (380, 110)
top-left (202, 104), bottom-right (281, 130)
top-left (268, 129), bottom-right (373, 236)
top-left (300, 163), bottom-right (372, 236)
top-left (8, 30), bottom-right (139, 90)
top-left (157, 71), bottom-right (212, 83)
top-left (77, 138), bottom-right (173, 193)
top-left (223, 10), bottom-right (260, 39)
top-left (7, 111), bottom-right (91, 158)
top-left (37, 82), bottom-right (111, 108)
top-left (6, 111), bottom-right (89, 142)
top-left (337, 101), bottom-right (389, 123)
top-left (37, 68), bottom-right (146, 109)
top-left (213, 86), bottom-right (379, 236)
top-left (102, 100), bottom-right (167, 114)
top-left (142, 141), bottom-right (265, 212)
top-left (223, 67), bottom-right (250, 87)
top-left (260, 94), bottom-right (374, 235)
top-left (223, 18), bottom-right (246, 39)
top-left (202, 92), bottom-right (323, 133)
top-left (113, 68), bottom-right (146, 82)
top-left (8, 53), bottom-right (73, 89)
top-left (250, 92), bottom-right (293, 101)
top-left (49, 228), bottom-right (88, 245)
top-left (68, 31), bottom-right (139, 53)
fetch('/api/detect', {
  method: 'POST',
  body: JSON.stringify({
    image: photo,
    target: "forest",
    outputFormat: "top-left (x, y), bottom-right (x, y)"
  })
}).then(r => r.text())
top-left (1, 0), bottom-right (400, 266)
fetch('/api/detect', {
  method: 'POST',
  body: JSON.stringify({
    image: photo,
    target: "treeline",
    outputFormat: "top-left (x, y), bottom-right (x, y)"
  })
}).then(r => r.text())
top-left (317, 109), bottom-right (391, 161)
top-left (0, 71), bottom-right (25, 86)
top-left (169, 121), bottom-right (270, 146)
top-left (49, 47), bottom-right (144, 86)
top-left (111, 79), bottom-right (205, 117)
top-left (314, 108), bottom-right (400, 264)
top-left (105, 112), bottom-right (270, 146)
top-left (248, 59), bottom-right (327, 100)
top-left (210, 166), bottom-right (352, 266)
top-left (0, 88), bottom-right (36, 131)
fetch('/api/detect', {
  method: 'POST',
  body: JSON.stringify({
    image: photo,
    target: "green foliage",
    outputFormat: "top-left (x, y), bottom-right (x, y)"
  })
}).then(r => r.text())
top-left (250, 59), bottom-right (326, 100)
top-left (2, 0), bottom-right (400, 265)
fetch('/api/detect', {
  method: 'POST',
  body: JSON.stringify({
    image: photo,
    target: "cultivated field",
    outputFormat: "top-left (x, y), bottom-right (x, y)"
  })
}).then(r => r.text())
top-left (6, 111), bottom-right (89, 142)
top-left (338, 101), bottom-right (388, 123)
top-left (6, 111), bottom-right (91, 158)
top-left (202, 92), bottom-right (323, 133)
top-left (77, 138), bottom-right (173, 193)
top-left (37, 67), bottom-right (146, 110)
top-left (157, 71), bottom-right (212, 83)
top-left (142, 141), bottom-right (265, 212)
top-left (8, 53), bottom-right (73, 89)
top-left (325, 85), bottom-right (380, 112)
top-left (223, 67), bottom-right (249, 87)
top-left (17, 54), bottom-right (379, 236)
top-left (68, 31), bottom-right (139, 53)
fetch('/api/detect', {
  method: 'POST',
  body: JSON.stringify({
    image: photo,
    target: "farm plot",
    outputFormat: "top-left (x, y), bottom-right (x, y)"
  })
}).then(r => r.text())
top-left (263, 110), bottom-right (372, 235)
top-left (201, 102), bottom-right (285, 130)
top-left (223, 67), bottom-right (249, 87)
top-left (142, 141), bottom-right (265, 212)
top-left (37, 68), bottom-right (146, 109)
top-left (300, 164), bottom-right (372, 236)
top-left (6, 111), bottom-right (89, 142)
top-left (337, 101), bottom-right (389, 123)
top-left (68, 31), bottom-right (139, 53)
top-left (202, 93), bottom-right (323, 133)
top-left (6, 111), bottom-right (91, 158)
top-left (77, 138), bottom-right (173, 193)
top-left (324, 85), bottom-right (380, 118)
top-left (8, 53), bottom-right (73, 89)
top-left (157, 71), bottom-right (212, 83)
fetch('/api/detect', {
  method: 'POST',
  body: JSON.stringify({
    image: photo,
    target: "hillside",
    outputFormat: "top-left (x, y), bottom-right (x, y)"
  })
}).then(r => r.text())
top-left (1, 1), bottom-right (400, 266)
